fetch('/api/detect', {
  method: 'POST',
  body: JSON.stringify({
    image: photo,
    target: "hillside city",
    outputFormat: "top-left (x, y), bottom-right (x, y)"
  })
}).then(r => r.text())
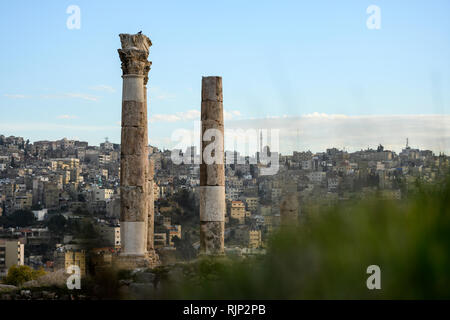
top-left (0, 133), bottom-right (449, 278)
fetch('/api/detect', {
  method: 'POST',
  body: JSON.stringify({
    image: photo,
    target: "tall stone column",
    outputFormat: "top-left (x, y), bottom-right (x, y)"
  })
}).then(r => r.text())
top-left (146, 158), bottom-right (155, 252)
top-left (200, 76), bottom-right (225, 255)
top-left (118, 33), bottom-right (151, 258)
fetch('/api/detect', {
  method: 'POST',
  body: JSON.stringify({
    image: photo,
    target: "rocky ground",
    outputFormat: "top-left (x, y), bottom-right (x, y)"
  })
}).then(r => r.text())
top-left (0, 258), bottom-right (230, 300)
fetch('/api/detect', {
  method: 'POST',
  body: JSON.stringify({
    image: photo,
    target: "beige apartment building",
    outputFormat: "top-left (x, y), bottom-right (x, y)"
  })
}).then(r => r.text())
top-left (13, 192), bottom-right (33, 210)
top-left (230, 200), bottom-right (246, 224)
top-left (236, 229), bottom-right (262, 249)
top-left (244, 197), bottom-right (259, 213)
top-left (154, 182), bottom-right (160, 200)
top-left (0, 239), bottom-right (25, 271)
top-left (54, 248), bottom-right (86, 277)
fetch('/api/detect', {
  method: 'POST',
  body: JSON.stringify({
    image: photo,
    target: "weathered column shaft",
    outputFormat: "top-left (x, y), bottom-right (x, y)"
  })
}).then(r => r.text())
top-left (200, 76), bottom-right (225, 255)
top-left (146, 158), bottom-right (155, 251)
top-left (118, 33), bottom-right (151, 256)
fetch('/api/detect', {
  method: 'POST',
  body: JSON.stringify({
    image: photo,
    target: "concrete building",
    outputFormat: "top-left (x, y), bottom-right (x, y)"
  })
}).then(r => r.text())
top-left (236, 229), bottom-right (262, 248)
top-left (32, 208), bottom-right (48, 221)
top-left (307, 171), bottom-right (326, 184)
top-left (244, 197), bottom-right (259, 213)
top-left (13, 192), bottom-right (33, 210)
top-left (230, 200), bottom-right (246, 224)
top-left (154, 233), bottom-right (167, 248)
top-left (0, 239), bottom-right (25, 271)
top-left (92, 186), bottom-right (114, 201)
top-left (97, 224), bottom-right (121, 248)
top-left (54, 247), bottom-right (86, 277)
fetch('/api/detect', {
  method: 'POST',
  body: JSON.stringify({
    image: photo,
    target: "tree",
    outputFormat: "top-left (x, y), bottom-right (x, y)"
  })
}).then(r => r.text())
top-left (0, 215), bottom-right (8, 227)
top-left (173, 233), bottom-right (196, 261)
top-left (74, 207), bottom-right (89, 215)
top-left (174, 189), bottom-right (196, 212)
top-left (46, 214), bottom-right (67, 235)
top-left (31, 204), bottom-right (42, 210)
top-left (250, 164), bottom-right (257, 178)
top-left (5, 265), bottom-right (46, 286)
top-left (8, 210), bottom-right (36, 227)
top-left (228, 217), bottom-right (240, 227)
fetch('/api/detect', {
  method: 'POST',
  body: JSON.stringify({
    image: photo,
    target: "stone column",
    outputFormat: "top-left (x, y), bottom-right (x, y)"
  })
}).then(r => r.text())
top-left (200, 76), bottom-right (225, 255)
top-left (146, 158), bottom-right (155, 252)
top-left (118, 33), bottom-right (151, 257)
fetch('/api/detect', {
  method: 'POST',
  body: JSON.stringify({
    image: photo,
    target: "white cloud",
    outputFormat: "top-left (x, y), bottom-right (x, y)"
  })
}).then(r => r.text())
top-left (154, 113), bottom-right (450, 155)
top-left (149, 110), bottom-right (200, 123)
top-left (41, 93), bottom-right (99, 101)
top-left (150, 109), bottom-right (242, 123)
top-left (57, 115), bottom-right (78, 119)
top-left (4, 92), bottom-right (99, 101)
top-left (224, 110), bottom-right (242, 120)
top-left (224, 113), bottom-right (450, 154)
top-left (150, 114), bottom-right (182, 123)
top-left (183, 110), bottom-right (201, 120)
top-left (149, 87), bottom-right (176, 100)
top-left (0, 123), bottom-right (117, 131)
top-left (302, 112), bottom-right (349, 119)
top-left (64, 93), bottom-right (99, 101)
top-left (90, 85), bottom-right (116, 93)
top-left (4, 94), bottom-right (27, 99)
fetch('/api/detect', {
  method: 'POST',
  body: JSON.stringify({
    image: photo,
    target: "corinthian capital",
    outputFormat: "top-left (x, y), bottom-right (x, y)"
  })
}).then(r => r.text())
top-left (118, 33), bottom-right (152, 80)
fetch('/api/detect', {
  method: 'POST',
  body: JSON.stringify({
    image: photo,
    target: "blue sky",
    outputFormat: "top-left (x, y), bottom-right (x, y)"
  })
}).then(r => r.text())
top-left (0, 0), bottom-right (449, 153)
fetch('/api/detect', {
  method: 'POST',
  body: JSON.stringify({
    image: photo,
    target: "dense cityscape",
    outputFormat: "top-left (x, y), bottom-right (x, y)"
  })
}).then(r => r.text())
top-left (1, 133), bottom-right (449, 286)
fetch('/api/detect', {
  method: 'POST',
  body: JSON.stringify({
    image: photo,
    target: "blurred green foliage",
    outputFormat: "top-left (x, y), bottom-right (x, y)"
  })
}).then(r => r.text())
top-left (161, 174), bottom-right (450, 299)
top-left (5, 265), bottom-right (46, 286)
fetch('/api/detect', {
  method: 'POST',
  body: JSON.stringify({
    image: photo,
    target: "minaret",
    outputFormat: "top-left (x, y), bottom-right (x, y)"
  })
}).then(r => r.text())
top-left (200, 76), bottom-right (225, 255)
top-left (260, 130), bottom-right (263, 154)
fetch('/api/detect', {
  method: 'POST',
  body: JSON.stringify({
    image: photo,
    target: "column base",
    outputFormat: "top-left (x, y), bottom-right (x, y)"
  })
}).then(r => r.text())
top-left (200, 221), bottom-right (225, 255)
top-left (113, 250), bottom-right (160, 270)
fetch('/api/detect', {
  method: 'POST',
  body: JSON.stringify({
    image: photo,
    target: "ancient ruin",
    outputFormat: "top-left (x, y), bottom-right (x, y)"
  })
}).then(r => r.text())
top-left (199, 77), bottom-right (225, 255)
top-left (114, 33), bottom-right (225, 265)
top-left (114, 33), bottom-right (158, 268)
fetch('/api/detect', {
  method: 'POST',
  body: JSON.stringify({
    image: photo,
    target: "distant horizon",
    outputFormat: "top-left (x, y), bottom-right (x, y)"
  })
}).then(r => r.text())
top-left (2, 127), bottom-right (445, 157)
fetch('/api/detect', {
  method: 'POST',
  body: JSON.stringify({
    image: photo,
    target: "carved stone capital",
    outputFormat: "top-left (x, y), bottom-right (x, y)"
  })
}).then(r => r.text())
top-left (118, 33), bottom-right (152, 81)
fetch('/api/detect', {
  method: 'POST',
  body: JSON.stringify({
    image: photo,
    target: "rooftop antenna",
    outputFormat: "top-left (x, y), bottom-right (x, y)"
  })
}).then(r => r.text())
top-left (406, 137), bottom-right (409, 148)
